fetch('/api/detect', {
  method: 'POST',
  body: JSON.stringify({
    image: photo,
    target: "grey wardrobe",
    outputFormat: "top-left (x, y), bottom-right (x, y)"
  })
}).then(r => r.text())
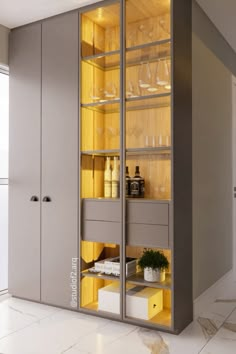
top-left (8, 13), bottom-right (78, 308)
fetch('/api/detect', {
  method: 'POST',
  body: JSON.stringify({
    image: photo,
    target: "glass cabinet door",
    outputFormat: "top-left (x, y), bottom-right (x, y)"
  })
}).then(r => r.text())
top-left (79, 1), bottom-right (122, 317)
top-left (125, 0), bottom-right (172, 328)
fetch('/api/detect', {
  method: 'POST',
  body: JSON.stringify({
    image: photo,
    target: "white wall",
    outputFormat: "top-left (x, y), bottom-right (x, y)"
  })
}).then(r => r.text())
top-left (192, 33), bottom-right (233, 298)
top-left (0, 185), bottom-right (8, 291)
top-left (0, 25), bottom-right (9, 67)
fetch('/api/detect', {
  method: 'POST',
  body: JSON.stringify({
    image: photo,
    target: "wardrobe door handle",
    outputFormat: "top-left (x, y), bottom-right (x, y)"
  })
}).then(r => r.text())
top-left (30, 196), bottom-right (39, 202)
top-left (42, 196), bottom-right (51, 202)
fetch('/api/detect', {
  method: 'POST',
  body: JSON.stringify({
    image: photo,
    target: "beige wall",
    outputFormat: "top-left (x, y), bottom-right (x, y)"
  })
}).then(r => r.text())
top-left (0, 24), bottom-right (9, 67)
top-left (192, 33), bottom-right (233, 298)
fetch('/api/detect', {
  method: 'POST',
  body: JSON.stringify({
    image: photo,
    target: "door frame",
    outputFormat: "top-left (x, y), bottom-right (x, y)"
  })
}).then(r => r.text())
top-left (232, 75), bottom-right (236, 281)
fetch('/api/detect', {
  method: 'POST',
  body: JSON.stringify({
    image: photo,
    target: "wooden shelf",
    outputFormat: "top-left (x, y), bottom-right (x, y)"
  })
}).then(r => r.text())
top-left (81, 93), bottom-right (170, 113)
top-left (126, 147), bottom-right (171, 156)
top-left (81, 269), bottom-right (120, 281)
top-left (80, 147), bottom-right (171, 157)
top-left (81, 149), bottom-right (120, 157)
top-left (81, 39), bottom-right (170, 69)
top-left (127, 272), bottom-right (171, 290)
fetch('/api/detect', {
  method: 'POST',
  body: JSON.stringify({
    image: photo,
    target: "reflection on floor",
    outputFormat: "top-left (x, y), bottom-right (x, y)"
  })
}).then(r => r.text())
top-left (0, 291), bottom-right (236, 353)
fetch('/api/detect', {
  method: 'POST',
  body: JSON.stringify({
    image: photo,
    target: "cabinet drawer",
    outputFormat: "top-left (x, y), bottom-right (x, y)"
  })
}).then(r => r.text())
top-left (127, 201), bottom-right (169, 225)
top-left (83, 200), bottom-right (120, 222)
top-left (127, 223), bottom-right (169, 248)
top-left (83, 220), bottom-right (121, 244)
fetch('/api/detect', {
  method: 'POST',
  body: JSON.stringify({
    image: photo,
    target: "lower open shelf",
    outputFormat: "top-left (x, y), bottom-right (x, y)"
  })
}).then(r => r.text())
top-left (83, 300), bottom-right (171, 328)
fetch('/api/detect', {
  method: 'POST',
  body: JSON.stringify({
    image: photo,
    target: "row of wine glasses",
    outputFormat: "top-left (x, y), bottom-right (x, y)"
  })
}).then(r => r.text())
top-left (127, 15), bottom-right (170, 47)
top-left (90, 82), bottom-right (119, 102)
top-left (138, 60), bottom-right (171, 94)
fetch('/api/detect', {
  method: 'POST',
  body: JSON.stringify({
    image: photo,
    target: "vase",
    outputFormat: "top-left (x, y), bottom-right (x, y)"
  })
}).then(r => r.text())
top-left (144, 267), bottom-right (165, 282)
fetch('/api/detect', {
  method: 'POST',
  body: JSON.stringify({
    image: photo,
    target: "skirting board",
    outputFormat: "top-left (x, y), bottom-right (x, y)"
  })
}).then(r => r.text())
top-left (193, 269), bottom-right (236, 319)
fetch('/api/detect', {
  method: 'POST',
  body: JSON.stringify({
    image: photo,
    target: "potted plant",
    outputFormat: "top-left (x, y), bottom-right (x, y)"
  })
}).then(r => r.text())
top-left (138, 249), bottom-right (169, 282)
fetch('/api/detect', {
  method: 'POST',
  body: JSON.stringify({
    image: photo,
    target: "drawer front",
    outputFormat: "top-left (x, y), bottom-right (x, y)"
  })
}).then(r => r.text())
top-left (83, 220), bottom-right (121, 244)
top-left (83, 200), bottom-right (120, 222)
top-left (127, 202), bottom-right (169, 225)
top-left (127, 223), bottom-right (169, 248)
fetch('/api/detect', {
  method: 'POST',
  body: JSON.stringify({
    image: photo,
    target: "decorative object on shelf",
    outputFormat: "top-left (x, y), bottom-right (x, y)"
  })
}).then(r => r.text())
top-left (104, 157), bottom-right (112, 198)
top-left (138, 249), bottom-right (169, 282)
top-left (126, 166), bottom-right (131, 197)
top-left (130, 165), bottom-right (145, 198)
top-left (112, 156), bottom-right (119, 198)
top-left (94, 257), bottom-right (137, 276)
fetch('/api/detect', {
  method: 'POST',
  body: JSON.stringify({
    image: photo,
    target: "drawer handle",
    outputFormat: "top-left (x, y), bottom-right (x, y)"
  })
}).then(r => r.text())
top-left (30, 196), bottom-right (39, 202)
top-left (43, 196), bottom-right (51, 202)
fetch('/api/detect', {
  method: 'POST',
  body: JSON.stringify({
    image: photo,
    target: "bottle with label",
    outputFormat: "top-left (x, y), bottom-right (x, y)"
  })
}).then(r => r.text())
top-left (112, 156), bottom-right (119, 198)
top-left (130, 165), bottom-right (145, 198)
top-left (104, 157), bottom-right (112, 198)
top-left (126, 166), bottom-right (131, 197)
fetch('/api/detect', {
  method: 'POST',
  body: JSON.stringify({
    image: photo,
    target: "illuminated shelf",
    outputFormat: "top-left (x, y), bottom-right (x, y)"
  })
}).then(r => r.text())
top-left (81, 99), bottom-right (120, 113)
top-left (127, 272), bottom-right (171, 290)
top-left (126, 308), bottom-right (171, 328)
top-left (81, 39), bottom-right (171, 70)
top-left (81, 269), bottom-right (120, 281)
top-left (81, 147), bottom-right (170, 157)
top-left (81, 149), bottom-right (119, 156)
top-left (126, 147), bottom-right (171, 156)
top-left (126, 92), bottom-right (171, 111)
top-left (81, 93), bottom-right (170, 113)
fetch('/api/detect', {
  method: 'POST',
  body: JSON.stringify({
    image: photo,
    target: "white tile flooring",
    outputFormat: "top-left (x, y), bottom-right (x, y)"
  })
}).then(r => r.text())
top-left (0, 294), bottom-right (236, 354)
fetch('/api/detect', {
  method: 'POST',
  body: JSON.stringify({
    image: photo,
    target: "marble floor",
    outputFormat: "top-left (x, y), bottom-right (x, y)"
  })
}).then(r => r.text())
top-left (0, 294), bottom-right (236, 354)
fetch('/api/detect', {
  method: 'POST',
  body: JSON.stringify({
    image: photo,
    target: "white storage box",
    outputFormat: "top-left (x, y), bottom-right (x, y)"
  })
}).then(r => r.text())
top-left (98, 282), bottom-right (120, 314)
top-left (98, 282), bottom-right (163, 319)
top-left (104, 257), bottom-right (137, 276)
top-left (126, 285), bottom-right (163, 320)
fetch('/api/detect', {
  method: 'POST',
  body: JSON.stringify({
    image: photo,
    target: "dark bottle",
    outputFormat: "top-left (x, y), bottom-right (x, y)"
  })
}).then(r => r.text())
top-left (125, 166), bottom-right (131, 197)
top-left (130, 166), bottom-right (145, 198)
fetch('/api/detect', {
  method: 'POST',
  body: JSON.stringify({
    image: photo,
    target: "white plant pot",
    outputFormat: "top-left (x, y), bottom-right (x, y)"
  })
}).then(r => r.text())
top-left (144, 267), bottom-right (165, 282)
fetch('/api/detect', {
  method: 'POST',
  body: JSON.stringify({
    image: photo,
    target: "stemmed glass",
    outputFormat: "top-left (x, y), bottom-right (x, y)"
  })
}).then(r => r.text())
top-left (138, 62), bottom-right (151, 91)
top-left (156, 59), bottom-right (169, 87)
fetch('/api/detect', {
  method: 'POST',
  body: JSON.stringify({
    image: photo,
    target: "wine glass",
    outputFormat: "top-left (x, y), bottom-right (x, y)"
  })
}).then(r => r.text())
top-left (104, 82), bottom-right (117, 99)
top-left (138, 23), bottom-right (154, 43)
top-left (156, 59), bottom-right (169, 87)
top-left (138, 62), bottom-right (151, 91)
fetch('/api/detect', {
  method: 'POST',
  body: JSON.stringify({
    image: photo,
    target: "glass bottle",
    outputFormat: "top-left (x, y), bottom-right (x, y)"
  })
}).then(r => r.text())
top-left (125, 166), bottom-right (131, 197)
top-left (104, 157), bottom-right (112, 198)
top-left (112, 156), bottom-right (119, 198)
top-left (130, 166), bottom-right (145, 198)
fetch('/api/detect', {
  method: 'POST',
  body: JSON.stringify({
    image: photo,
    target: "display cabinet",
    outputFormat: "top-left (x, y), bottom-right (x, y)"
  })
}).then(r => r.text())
top-left (79, 0), bottom-right (192, 333)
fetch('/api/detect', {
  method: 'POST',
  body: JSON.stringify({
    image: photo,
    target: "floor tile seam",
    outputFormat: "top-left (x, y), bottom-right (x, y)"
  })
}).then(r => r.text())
top-left (197, 305), bottom-right (236, 354)
top-left (0, 307), bottom-right (63, 343)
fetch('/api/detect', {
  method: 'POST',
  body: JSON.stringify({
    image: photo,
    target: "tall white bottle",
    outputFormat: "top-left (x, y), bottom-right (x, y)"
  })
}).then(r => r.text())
top-left (104, 157), bottom-right (112, 198)
top-left (112, 156), bottom-right (119, 198)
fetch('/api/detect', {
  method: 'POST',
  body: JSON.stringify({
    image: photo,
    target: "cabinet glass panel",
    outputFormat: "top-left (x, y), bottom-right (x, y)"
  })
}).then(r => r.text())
top-left (80, 2), bottom-right (121, 202)
top-left (80, 241), bottom-right (121, 316)
top-left (81, 3), bottom-right (120, 57)
top-left (125, 246), bottom-right (172, 327)
top-left (126, 0), bottom-right (170, 49)
top-left (125, 0), bottom-right (172, 328)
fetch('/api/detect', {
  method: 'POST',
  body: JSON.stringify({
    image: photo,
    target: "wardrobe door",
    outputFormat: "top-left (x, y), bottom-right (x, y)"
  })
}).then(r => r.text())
top-left (8, 24), bottom-right (41, 301)
top-left (41, 13), bottom-right (78, 308)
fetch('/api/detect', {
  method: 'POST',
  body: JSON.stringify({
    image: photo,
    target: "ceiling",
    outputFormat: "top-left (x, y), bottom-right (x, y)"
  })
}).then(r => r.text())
top-left (0, 0), bottom-right (235, 53)
top-left (196, 0), bottom-right (236, 53)
top-left (0, 0), bottom-right (102, 28)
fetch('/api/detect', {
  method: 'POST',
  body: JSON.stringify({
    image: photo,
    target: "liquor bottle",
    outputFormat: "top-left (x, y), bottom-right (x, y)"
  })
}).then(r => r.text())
top-left (112, 156), bottom-right (119, 198)
top-left (130, 165), bottom-right (145, 198)
top-left (126, 166), bottom-right (131, 197)
top-left (104, 157), bottom-right (112, 198)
